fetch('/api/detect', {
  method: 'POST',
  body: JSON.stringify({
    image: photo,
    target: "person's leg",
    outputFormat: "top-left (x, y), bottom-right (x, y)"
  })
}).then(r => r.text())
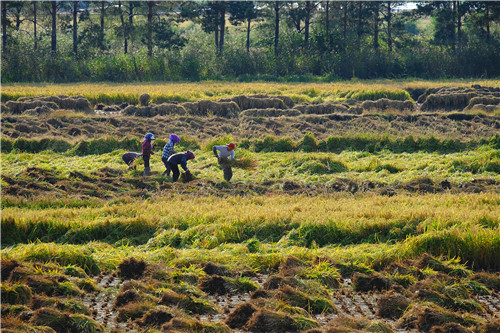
top-left (219, 158), bottom-right (232, 182)
top-left (170, 163), bottom-right (180, 182)
top-left (223, 164), bottom-right (233, 182)
top-left (162, 157), bottom-right (171, 176)
top-left (143, 155), bottom-right (151, 175)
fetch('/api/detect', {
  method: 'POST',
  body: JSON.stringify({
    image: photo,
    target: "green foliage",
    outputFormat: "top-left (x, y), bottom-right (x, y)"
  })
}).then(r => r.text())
top-left (246, 238), bottom-right (261, 253)
top-left (254, 136), bottom-right (296, 152)
top-left (297, 133), bottom-right (318, 152)
top-left (203, 135), bottom-right (235, 152)
top-left (405, 228), bottom-right (500, 271)
top-left (1, 283), bottom-right (32, 304)
top-left (349, 90), bottom-right (411, 101)
top-left (228, 277), bottom-right (260, 293)
top-left (20, 243), bottom-right (101, 275)
top-left (177, 136), bottom-right (201, 152)
top-left (300, 262), bottom-right (341, 289)
top-left (68, 137), bottom-right (140, 156)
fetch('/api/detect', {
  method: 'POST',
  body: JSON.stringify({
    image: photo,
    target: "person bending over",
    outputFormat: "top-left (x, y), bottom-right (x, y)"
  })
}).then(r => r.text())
top-left (167, 150), bottom-right (195, 182)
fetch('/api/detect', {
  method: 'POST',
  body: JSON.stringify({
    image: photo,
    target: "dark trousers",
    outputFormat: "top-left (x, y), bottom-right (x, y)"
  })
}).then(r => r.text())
top-left (168, 162), bottom-right (180, 182)
top-left (162, 157), bottom-right (171, 175)
top-left (219, 158), bottom-right (233, 181)
top-left (122, 155), bottom-right (134, 166)
top-left (143, 155), bottom-right (150, 168)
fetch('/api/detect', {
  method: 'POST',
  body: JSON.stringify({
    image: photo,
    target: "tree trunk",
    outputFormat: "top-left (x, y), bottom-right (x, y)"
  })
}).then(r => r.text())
top-left (128, 2), bottom-right (134, 45)
top-left (246, 18), bottom-right (251, 53)
top-left (451, 1), bottom-right (456, 50)
top-left (219, 5), bottom-right (225, 53)
top-left (305, 1), bottom-right (311, 46)
top-left (100, 1), bottom-right (105, 49)
top-left (357, 1), bottom-right (362, 42)
top-left (73, 1), bottom-right (78, 55)
top-left (343, 2), bottom-right (347, 41)
top-left (119, 1), bottom-right (127, 54)
top-left (486, 2), bottom-right (490, 41)
top-left (387, 1), bottom-right (392, 52)
top-left (325, 1), bottom-right (329, 34)
top-left (147, 1), bottom-right (154, 57)
top-left (215, 25), bottom-right (219, 51)
top-left (373, 2), bottom-right (379, 51)
top-left (457, 2), bottom-right (462, 49)
top-left (15, 6), bottom-right (22, 30)
top-left (34, 1), bottom-right (37, 50)
top-left (2, 1), bottom-right (6, 50)
top-left (51, 1), bottom-right (57, 55)
top-left (274, 2), bottom-right (280, 57)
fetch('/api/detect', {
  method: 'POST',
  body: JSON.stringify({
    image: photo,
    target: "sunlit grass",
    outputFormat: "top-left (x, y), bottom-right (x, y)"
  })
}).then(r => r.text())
top-left (2, 192), bottom-right (499, 272)
top-left (2, 79), bottom-right (499, 104)
top-left (2, 145), bottom-right (498, 185)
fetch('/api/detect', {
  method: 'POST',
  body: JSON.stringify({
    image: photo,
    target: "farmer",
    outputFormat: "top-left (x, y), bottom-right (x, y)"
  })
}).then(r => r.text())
top-left (142, 133), bottom-right (155, 176)
top-left (122, 152), bottom-right (142, 169)
top-left (213, 143), bottom-right (235, 181)
top-left (162, 134), bottom-right (181, 176)
top-left (166, 150), bottom-right (195, 182)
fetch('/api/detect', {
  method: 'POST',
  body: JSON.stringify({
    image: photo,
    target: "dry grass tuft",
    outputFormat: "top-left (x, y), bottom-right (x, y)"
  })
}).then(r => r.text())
top-left (225, 302), bottom-right (257, 329)
top-left (135, 305), bottom-right (173, 329)
top-left (352, 272), bottom-right (392, 292)
top-left (377, 292), bottom-right (411, 319)
top-left (199, 275), bottom-right (230, 295)
top-left (118, 257), bottom-right (147, 280)
top-left (245, 309), bottom-right (297, 332)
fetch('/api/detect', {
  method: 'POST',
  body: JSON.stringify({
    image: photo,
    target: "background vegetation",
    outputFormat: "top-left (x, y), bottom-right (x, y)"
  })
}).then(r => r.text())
top-left (2, 1), bottom-right (500, 82)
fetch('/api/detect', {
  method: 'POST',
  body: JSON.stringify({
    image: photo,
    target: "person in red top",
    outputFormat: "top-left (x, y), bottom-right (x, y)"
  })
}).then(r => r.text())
top-left (142, 133), bottom-right (155, 176)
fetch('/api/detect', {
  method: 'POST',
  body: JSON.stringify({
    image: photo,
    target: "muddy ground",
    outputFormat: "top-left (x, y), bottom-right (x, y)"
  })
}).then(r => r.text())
top-left (1, 256), bottom-right (499, 333)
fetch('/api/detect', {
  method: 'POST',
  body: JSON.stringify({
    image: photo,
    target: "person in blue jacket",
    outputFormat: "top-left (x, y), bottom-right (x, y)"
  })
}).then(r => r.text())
top-left (162, 134), bottom-right (181, 176)
top-left (166, 150), bottom-right (195, 182)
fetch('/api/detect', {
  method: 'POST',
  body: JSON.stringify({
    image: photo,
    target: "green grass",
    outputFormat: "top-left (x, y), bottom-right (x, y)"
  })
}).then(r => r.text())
top-left (2, 80), bottom-right (499, 104)
top-left (1, 144), bottom-right (498, 188)
top-left (2, 193), bottom-right (499, 272)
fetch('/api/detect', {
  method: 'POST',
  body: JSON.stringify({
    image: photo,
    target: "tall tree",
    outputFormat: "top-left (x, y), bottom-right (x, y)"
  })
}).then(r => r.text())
top-left (273, 2), bottom-right (283, 57)
top-left (373, 2), bottom-right (379, 51)
top-left (228, 1), bottom-right (258, 53)
top-left (147, 1), bottom-right (155, 56)
top-left (118, 1), bottom-right (128, 54)
top-left (386, 1), bottom-right (392, 52)
top-left (33, 1), bottom-right (37, 50)
top-left (125, 1), bottom-right (140, 49)
top-left (2, 1), bottom-right (7, 50)
top-left (219, 4), bottom-right (225, 53)
top-left (50, 1), bottom-right (57, 55)
top-left (304, 1), bottom-right (312, 46)
top-left (73, 1), bottom-right (78, 55)
top-left (342, 1), bottom-right (348, 41)
top-left (200, 2), bottom-right (228, 53)
top-left (325, 0), bottom-right (331, 46)
top-left (357, 1), bottom-right (363, 42)
top-left (100, 1), bottom-right (106, 50)
top-left (11, 1), bottom-right (25, 31)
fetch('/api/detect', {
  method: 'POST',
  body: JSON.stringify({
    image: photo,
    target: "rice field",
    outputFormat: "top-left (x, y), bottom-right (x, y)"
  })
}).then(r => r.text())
top-left (2, 79), bottom-right (499, 104)
top-left (1, 82), bottom-right (499, 333)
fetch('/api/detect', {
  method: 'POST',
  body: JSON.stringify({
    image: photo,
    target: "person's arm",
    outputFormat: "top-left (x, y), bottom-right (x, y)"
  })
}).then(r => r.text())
top-left (230, 150), bottom-right (235, 160)
top-left (213, 146), bottom-right (219, 158)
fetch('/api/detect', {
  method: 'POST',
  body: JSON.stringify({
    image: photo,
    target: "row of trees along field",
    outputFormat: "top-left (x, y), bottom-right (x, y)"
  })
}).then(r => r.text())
top-left (2, 1), bottom-right (500, 82)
